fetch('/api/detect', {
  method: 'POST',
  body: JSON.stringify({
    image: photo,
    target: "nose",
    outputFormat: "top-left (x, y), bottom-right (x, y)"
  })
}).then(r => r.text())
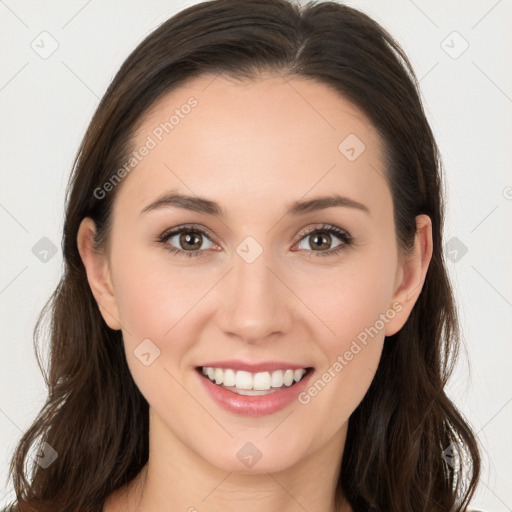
top-left (216, 246), bottom-right (293, 344)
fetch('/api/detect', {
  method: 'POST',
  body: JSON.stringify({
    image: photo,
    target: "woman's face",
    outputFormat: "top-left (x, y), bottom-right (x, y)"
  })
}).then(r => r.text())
top-left (79, 73), bottom-right (430, 474)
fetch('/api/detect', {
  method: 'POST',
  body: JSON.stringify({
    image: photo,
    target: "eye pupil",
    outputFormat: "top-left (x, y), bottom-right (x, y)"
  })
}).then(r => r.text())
top-left (310, 232), bottom-right (331, 250)
top-left (180, 231), bottom-right (202, 250)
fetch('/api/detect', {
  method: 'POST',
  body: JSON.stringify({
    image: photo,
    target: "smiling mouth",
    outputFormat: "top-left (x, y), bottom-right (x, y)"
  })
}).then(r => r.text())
top-left (196, 366), bottom-right (314, 396)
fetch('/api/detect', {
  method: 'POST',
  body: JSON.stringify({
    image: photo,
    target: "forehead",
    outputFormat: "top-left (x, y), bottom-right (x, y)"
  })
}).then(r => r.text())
top-left (115, 73), bottom-right (389, 218)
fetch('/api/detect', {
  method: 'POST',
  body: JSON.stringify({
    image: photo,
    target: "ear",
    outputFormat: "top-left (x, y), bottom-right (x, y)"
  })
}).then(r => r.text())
top-left (76, 217), bottom-right (122, 330)
top-left (384, 214), bottom-right (433, 336)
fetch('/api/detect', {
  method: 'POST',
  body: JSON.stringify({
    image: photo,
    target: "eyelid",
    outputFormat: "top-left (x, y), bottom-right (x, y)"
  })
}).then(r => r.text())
top-left (294, 223), bottom-right (352, 242)
top-left (159, 223), bottom-right (218, 243)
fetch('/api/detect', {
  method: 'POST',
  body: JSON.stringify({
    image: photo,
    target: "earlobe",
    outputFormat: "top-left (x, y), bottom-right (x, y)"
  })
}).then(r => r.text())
top-left (76, 217), bottom-right (122, 330)
top-left (384, 214), bottom-right (433, 336)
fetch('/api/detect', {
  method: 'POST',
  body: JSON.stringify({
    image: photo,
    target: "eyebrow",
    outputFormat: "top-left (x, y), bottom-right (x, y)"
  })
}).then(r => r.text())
top-left (140, 190), bottom-right (370, 217)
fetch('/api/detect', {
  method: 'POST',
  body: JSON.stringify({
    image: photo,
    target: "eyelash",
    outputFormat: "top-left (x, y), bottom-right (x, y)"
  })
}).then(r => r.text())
top-left (156, 223), bottom-right (353, 259)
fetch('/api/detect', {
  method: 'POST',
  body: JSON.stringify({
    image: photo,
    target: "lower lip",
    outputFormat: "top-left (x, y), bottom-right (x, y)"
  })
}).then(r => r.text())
top-left (196, 368), bottom-right (314, 417)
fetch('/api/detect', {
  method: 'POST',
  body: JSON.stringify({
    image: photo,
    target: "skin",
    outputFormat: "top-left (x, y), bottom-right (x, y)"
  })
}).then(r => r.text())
top-left (77, 73), bottom-right (433, 512)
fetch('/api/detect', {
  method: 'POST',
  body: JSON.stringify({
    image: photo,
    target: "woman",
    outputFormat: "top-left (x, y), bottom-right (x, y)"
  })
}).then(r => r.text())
top-left (4, 0), bottom-right (482, 510)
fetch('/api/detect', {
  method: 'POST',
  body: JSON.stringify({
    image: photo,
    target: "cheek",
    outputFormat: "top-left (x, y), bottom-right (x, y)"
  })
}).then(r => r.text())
top-left (110, 241), bottom-right (207, 338)
top-left (109, 244), bottom-right (218, 398)
top-left (109, 248), bottom-right (200, 407)
top-left (296, 246), bottom-right (396, 414)
top-left (313, 247), bottom-right (397, 349)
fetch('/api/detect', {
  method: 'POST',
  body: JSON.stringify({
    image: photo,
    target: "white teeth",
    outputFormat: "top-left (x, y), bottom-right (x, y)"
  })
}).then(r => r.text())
top-left (214, 368), bottom-right (223, 385)
top-left (253, 372), bottom-right (271, 391)
top-left (235, 370), bottom-right (253, 390)
top-left (201, 366), bottom-right (308, 392)
top-left (293, 368), bottom-right (305, 382)
top-left (283, 369), bottom-right (294, 386)
top-left (222, 368), bottom-right (236, 387)
top-left (271, 370), bottom-right (283, 387)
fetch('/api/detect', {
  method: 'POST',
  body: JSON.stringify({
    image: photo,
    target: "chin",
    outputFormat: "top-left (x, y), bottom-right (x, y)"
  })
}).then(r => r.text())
top-left (200, 437), bottom-right (308, 475)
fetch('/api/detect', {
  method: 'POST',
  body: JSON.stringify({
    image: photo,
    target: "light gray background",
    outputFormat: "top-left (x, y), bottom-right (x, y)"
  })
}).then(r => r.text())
top-left (1, 0), bottom-right (511, 509)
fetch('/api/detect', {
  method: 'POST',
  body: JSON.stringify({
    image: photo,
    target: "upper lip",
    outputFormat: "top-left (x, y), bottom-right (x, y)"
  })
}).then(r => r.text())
top-left (198, 360), bottom-right (313, 373)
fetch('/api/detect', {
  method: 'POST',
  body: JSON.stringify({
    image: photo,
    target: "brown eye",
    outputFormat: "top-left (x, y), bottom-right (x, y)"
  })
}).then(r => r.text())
top-left (158, 226), bottom-right (216, 258)
top-left (177, 231), bottom-right (204, 251)
top-left (307, 231), bottom-right (334, 251)
top-left (295, 224), bottom-right (352, 257)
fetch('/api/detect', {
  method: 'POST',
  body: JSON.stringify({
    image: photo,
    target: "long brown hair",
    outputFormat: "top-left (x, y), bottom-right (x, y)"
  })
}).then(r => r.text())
top-left (5, 1), bottom-right (480, 510)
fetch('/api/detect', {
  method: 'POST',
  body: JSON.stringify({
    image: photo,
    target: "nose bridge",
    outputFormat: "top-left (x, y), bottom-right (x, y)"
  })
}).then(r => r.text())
top-left (218, 238), bottom-right (292, 342)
